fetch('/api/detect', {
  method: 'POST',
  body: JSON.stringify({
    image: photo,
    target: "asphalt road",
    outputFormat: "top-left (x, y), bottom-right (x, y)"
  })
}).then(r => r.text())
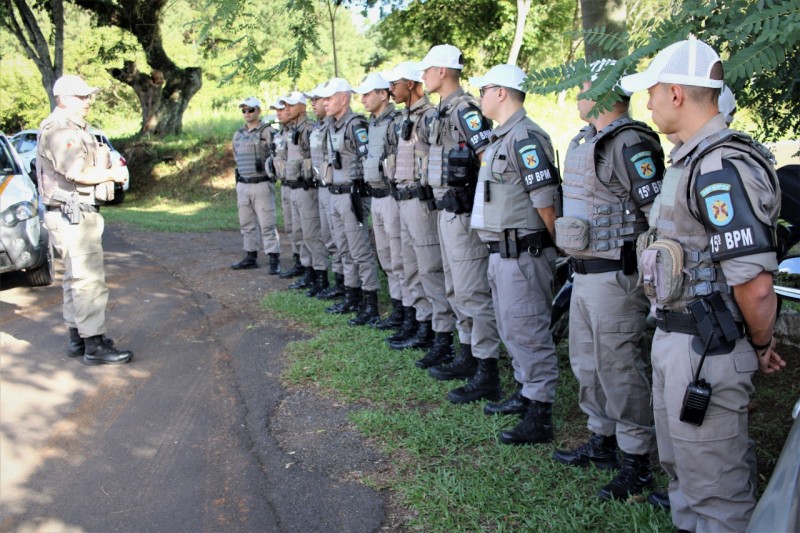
top-left (0, 227), bottom-right (386, 532)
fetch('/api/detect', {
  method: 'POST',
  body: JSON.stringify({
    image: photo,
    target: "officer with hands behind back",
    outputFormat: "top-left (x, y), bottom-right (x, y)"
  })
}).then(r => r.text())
top-left (468, 64), bottom-right (561, 446)
top-left (621, 39), bottom-right (785, 532)
top-left (37, 75), bottom-right (133, 365)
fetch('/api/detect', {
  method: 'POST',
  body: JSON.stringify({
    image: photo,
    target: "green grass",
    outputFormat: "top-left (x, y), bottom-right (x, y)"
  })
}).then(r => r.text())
top-left (264, 289), bottom-right (674, 532)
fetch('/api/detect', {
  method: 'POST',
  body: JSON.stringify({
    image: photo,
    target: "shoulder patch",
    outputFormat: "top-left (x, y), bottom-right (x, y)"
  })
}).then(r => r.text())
top-left (458, 105), bottom-right (491, 151)
top-left (700, 183), bottom-right (734, 227)
top-left (623, 139), bottom-right (664, 206)
top-left (515, 135), bottom-right (558, 192)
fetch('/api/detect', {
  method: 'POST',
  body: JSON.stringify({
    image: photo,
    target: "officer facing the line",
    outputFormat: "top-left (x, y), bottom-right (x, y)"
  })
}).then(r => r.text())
top-left (621, 39), bottom-right (785, 532)
top-left (37, 75), bottom-right (133, 365)
top-left (230, 96), bottom-right (281, 273)
top-left (552, 59), bottom-right (663, 501)
top-left (469, 64), bottom-right (560, 445)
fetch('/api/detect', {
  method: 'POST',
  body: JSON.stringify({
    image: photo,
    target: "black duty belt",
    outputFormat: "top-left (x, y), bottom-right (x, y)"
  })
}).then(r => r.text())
top-left (283, 180), bottom-right (304, 189)
top-left (369, 187), bottom-right (392, 199)
top-left (236, 175), bottom-right (272, 184)
top-left (569, 257), bottom-right (623, 275)
top-left (46, 205), bottom-right (61, 211)
top-left (46, 204), bottom-right (98, 213)
top-left (329, 183), bottom-right (352, 195)
top-left (487, 231), bottom-right (555, 256)
top-left (394, 185), bottom-right (421, 201)
top-left (655, 308), bottom-right (744, 338)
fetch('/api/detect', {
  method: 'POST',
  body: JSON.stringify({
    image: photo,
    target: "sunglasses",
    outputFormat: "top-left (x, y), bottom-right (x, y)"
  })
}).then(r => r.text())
top-left (479, 85), bottom-right (501, 97)
top-left (241, 107), bottom-right (258, 114)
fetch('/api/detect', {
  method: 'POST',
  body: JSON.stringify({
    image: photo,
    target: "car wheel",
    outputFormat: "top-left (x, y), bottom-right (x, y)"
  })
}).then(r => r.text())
top-left (26, 240), bottom-right (54, 287)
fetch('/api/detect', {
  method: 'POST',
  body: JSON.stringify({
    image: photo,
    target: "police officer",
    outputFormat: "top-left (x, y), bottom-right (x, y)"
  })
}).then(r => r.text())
top-left (353, 72), bottom-right (404, 326)
top-left (282, 91), bottom-right (328, 295)
top-left (381, 61), bottom-right (456, 363)
top-left (468, 64), bottom-right (560, 444)
top-left (621, 39), bottom-right (785, 531)
top-left (230, 97), bottom-right (281, 274)
top-left (305, 83), bottom-right (341, 299)
top-left (416, 45), bottom-right (502, 404)
top-left (37, 75), bottom-right (132, 365)
top-left (551, 59), bottom-right (663, 499)
top-left (317, 78), bottom-right (380, 322)
top-left (273, 98), bottom-right (304, 279)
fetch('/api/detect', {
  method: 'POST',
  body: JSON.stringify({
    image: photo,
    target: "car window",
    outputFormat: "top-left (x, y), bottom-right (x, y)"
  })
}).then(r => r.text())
top-left (15, 134), bottom-right (38, 154)
top-left (0, 140), bottom-right (22, 175)
top-left (93, 134), bottom-right (115, 151)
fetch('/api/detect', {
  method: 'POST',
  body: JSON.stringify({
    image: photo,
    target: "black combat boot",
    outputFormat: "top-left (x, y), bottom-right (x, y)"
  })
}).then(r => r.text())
top-left (647, 491), bottom-right (670, 511)
top-left (82, 335), bottom-right (133, 365)
top-left (68, 328), bottom-right (114, 357)
top-left (388, 320), bottom-right (433, 350)
top-left (279, 253), bottom-right (303, 279)
top-left (349, 290), bottom-right (380, 326)
top-left (446, 357), bottom-right (502, 404)
top-left (289, 266), bottom-right (315, 289)
top-left (597, 452), bottom-right (653, 500)
top-left (374, 299), bottom-right (404, 330)
top-left (415, 331), bottom-right (454, 369)
top-left (385, 308), bottom-right (417, 344)
top-left (306, 270), bottom-right (328, 297)
top-left (553, 433), bottom-right (620, 470)
top-left (484, 383), bottom-right (529, 416)
top-left (427, 343), bottom-right (477, 378)
top-left (231, 250), bottom-right (258, 270)
top-left (268, 253), bottom-right (281, 275)
top-left (317, 273), bottom-right (345, 300)
top-left (326, 287), bottom-right (362, 314)
top-left (499, 400), bottom-right (554, 445)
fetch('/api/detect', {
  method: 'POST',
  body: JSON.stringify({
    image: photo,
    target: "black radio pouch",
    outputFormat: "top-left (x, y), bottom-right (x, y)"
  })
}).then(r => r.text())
top-left (332, 151), bottom-right (342, 170)
top-left (400, 119), bottom-right (413, 141)
top-left (291, 128), bottom-right (300, 145)
top-left (446, 143), bottom-right (476, 187)
top-left (622, 240), bottom-right (636, 275)
top-left (680, 324), bottom-right (715, 426)
top-left (255, 159), bottom-right (265, 173)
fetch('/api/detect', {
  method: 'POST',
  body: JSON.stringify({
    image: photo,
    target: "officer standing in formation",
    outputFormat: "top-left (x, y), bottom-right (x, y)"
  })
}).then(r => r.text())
top-left (381, 62), bottom-right (457, 365)
top-left (621, 39), bottom-right (784, 531)
top-left (38, 75), bottom-right (133, 365)
top-left (317, 79), bottom-right (381, 324)
top-left (353, 73), bottom-right (404, 327)
top-left (416, 45), bottom-right (503, 405)
top-left (551, 59), bottom-right (663, 501)
top-left (230, 97), bottom-right (281, 274)
top-left (272, 98), bottom-right (303, 279)
top-left (468, 64), bottom-right (560, 444)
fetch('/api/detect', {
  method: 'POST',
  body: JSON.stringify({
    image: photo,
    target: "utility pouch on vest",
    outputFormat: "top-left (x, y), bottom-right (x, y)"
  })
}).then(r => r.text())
top-left (331, 151), bottom-right (342, 170)
top-left (428, 146), bottom-right (444, 187)
top-left (622, 240), bottom-right (636, 275)
top-left (554, 184), bottom-right (563, 218)
top-left (93, 181), bottom-right (115, 203)
top-left (639, 238), bottom-right (684, 305)
top-left (255, 159), bottom-right (265, 174)
top-left (555, 217), bottom-right (589, 251)
top-left (291, 128), bottom-right (300, 145)
top-left (400, 119), bottom-right (413, 141)
top-left (446, 143), bottom-right (476, 187)
top-left (302, 159), bottom-right (313, 180)
top-left (441, 186), bottom-right (474, 214)
top-left (384, 154), bottom-right (396, 182)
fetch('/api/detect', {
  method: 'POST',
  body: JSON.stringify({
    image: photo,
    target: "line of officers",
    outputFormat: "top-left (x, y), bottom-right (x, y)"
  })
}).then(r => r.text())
top-left (231, 41), bottom-right (785, 533)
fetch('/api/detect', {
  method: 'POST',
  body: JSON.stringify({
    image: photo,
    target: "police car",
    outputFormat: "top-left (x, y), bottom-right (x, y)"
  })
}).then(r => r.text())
top-left (9, 128), bottom-right (130, 204)
top-left (0, 132), bottom-right (53, 286)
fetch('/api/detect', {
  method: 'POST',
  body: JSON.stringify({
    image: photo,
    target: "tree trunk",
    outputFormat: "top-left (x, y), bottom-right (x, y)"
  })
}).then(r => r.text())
top-left (507, 0), bottom-right (531, 65)
top-left (326, 0), bottom-right (340, 77)
top-left (580, 0), bottom-right (626, 60)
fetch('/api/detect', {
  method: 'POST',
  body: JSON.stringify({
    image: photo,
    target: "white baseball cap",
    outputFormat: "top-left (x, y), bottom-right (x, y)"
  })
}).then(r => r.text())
top-left (469, 64), bottom-right (526, 91)
top-left (53, 75), bottom-right (99, 97)
top-left (269, 99), bottom-right (285, 110)
top-left (381, 61), bottom-right (423, 83)
top-left (315, 78), bottom-right (352, 98)
top-left (620, 38), bottom-right (724, 93)
top-left (304, 83), bottom-right (325, 99)
top-left (414, 44), bottom-right (464, 71)
top-left (238, 96), bottom-right (261, 109)
top-left (353, 72), bottom-right (391, 94)
top-left (719, 84), bottom-right (737, 124)
top-left (281, 91), bottom-right (307, 105)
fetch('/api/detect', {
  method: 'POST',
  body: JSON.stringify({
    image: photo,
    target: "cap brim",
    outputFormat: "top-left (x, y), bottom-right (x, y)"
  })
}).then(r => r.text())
top-left (468, 75), bottom-right (489, 88)
top-left (619, 71), bottom-right (656, 93)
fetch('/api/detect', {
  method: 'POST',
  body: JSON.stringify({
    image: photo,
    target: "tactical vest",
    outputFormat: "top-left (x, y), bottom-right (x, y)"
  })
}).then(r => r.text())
top-left (309, 121), bottom-right (326, 179)
top-left (427, 92), bottom-right (481, 189)
top-left (37, 113), bottom-right (98, 205)
top-left (234, 123), bottom-right (272, 178)
top-left (363, 108), bottom-right (396, 188)
top-left (648, 130), bottom-right (777, 317)
top-left (471, 124), bottom-right (548, 235)
top-left (561, 119), bottom-right (655, 260)
top-left (286, 120), bottom-right (311, 181)
top-left (329, 114), bottom-right (365, 185)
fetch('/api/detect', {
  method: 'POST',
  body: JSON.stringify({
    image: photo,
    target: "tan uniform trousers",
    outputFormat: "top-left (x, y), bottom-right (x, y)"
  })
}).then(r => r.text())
top-left (290, 187), bottom-right (326, 270)
top-left (280, 183), bottom-right (299, 256)
top-left (236, 181), bottom-right (280, 254)
top-left (45, 210), bottom-right (108, 337)
top-left (317, 187), bottom-right (339, 273)
top-left (438, 211), bottom-right (500, 358)
top-left (569, 270), bottom-right (655, 455)
top-left (371, 195), bottom-right (404, 301)
top-left (329, 192), bottom-right (378, 291)
top-left (652, 329), bottom-right (758, 533)
top-left (398, 197), bottom-right (454, 331)
top-left (487, 249), bottom-right (558, 402)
